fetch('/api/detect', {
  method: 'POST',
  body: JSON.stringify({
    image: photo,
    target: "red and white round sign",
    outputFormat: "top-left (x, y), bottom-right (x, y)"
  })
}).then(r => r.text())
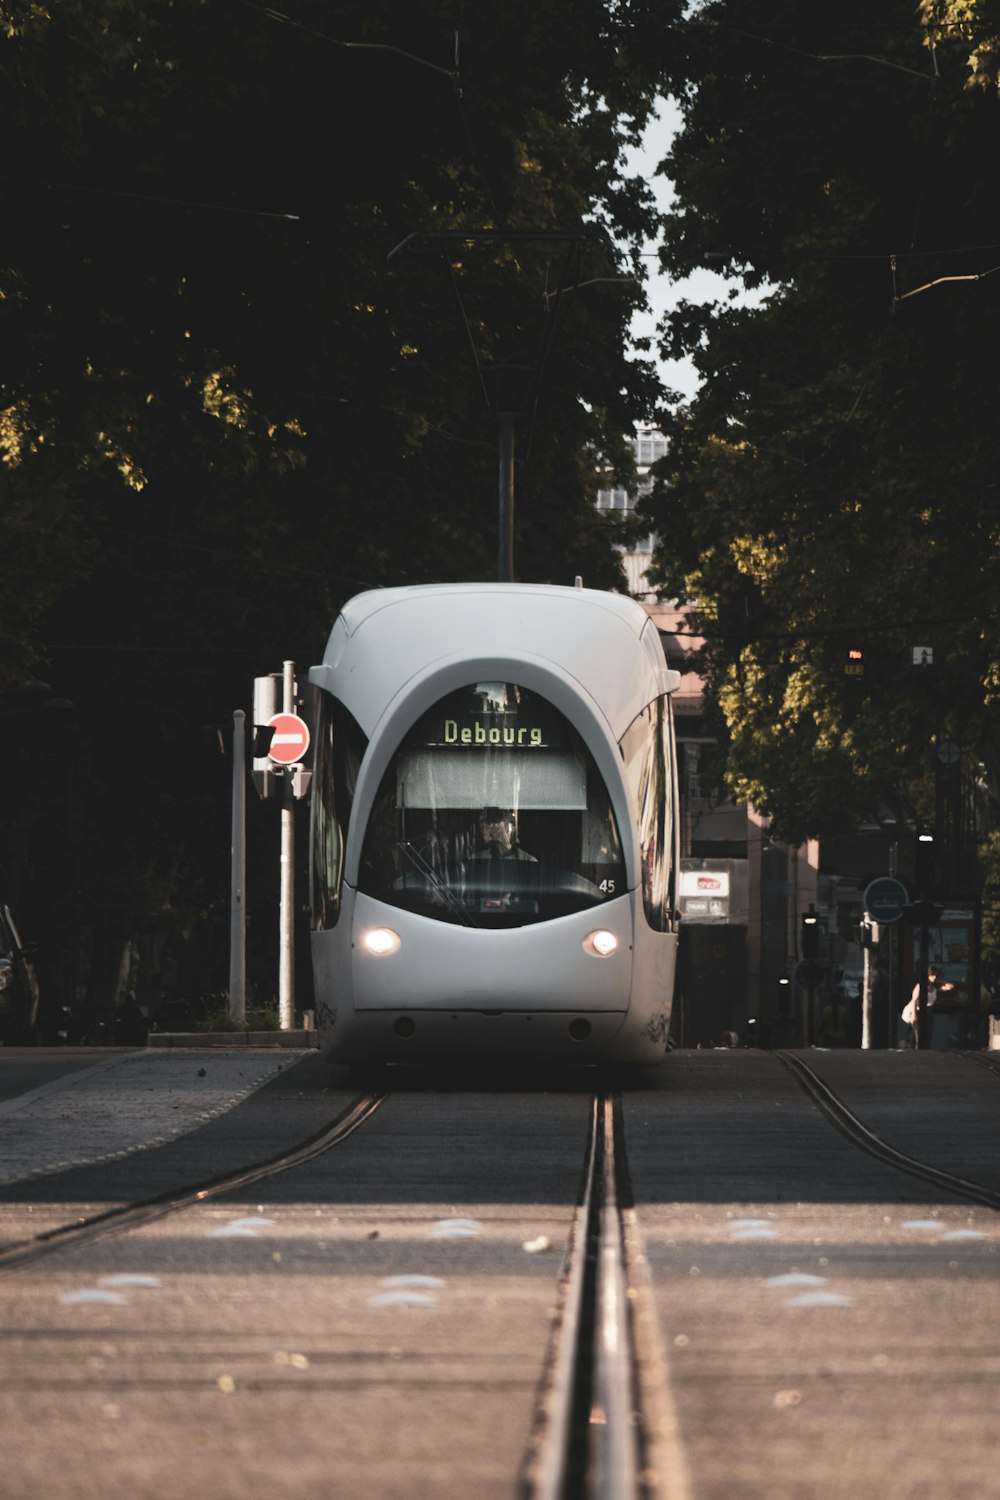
top-left (266, 712), bottom-right (310, 765)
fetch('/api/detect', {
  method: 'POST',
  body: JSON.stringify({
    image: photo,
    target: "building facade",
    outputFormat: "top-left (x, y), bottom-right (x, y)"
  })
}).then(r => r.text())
top-left (600, 427), bottom-right (988, 1050)
top-left (599, 428), bottom-right (820, 1047)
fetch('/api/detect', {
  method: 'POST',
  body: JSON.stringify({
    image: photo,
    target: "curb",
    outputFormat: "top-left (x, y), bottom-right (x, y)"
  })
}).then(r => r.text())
top-left (147, 1030), bottom-right (320, 1049)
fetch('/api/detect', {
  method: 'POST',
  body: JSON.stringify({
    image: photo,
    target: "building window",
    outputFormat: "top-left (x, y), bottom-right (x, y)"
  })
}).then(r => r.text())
top-left (595, 486), bottom-right (631, 513)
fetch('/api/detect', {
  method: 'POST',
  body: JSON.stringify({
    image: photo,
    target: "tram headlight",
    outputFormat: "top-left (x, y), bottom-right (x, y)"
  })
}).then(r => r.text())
top-left (584, 929), bottom-right (618, 958)
top-left (361, 927), bottom-right (401, 957)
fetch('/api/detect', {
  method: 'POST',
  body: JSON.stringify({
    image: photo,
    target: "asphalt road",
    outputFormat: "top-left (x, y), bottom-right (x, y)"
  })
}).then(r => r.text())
top-left (1, 1047), bottom-right (998, 1499)
top-left (624, 1050), bottom-right (1000, 1500)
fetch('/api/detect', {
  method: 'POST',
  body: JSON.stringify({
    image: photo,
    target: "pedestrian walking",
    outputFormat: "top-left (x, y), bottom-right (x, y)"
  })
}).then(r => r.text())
top-left (901, 964), bottom-right (953, 1047)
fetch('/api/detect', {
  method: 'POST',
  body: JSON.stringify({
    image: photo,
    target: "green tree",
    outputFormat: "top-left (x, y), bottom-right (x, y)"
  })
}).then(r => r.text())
top-left (0, 0), bottom-right (678, 1017)
top-left (643, 0), bottom-right (1000, 841)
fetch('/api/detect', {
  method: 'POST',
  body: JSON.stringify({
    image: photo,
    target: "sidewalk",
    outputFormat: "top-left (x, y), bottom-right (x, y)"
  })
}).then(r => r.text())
top-left (0, 1048), bottom-right (311, 1186)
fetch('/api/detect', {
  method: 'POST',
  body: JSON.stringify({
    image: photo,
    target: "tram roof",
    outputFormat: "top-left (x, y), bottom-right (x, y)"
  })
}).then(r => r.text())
top-left (310, 584), bottom-right (680, 738)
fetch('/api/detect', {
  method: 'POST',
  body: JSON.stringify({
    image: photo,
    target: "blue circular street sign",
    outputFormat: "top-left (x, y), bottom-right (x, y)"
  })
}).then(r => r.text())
top-left (793, 960), bottom-right (826, 990)
top-left (864, 876), bottom-right (908, 924)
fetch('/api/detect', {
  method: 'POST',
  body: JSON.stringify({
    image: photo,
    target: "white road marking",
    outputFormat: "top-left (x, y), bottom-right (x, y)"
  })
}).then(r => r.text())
top-left (97, 1274), bottom-right (161, 1288)
top-left (380, 1275), bottom-right (446, 1288)
top-left (369, 1291), bottom-right (438, 1307)
top-left (59, 1288), bottom-right (129, 1305)
top-left (785, 1291), bottom-right (854, 1308)
top-left (211, 1216), bottom-right (277, 1238)
top-left (729, 1217), bottom-right (779, 1238)
top-left (431, 1217), bottom-right (481, 1238)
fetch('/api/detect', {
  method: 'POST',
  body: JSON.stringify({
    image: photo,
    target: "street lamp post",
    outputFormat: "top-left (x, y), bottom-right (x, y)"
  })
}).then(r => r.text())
top-left (914, 828), bottom-right (935, 1051)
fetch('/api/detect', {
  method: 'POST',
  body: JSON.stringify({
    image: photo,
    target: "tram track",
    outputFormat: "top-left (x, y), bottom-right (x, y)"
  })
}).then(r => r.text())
top-left (525, 1092), bottom-right (690, 1500)
top-left (777, 1050), bottom-right (1000, 1212)
top-left (0, 1089), bottom-right (386, 1273)
top-left (528, 1052), bottom-right (1000, 1499)
top-left (963, 1049), bottom-right (1000, 1080)
top-left (4, 1054), bottom-right (1000, 1497)
top-left (2, 1066), bottom-right (684, 1496)
top-left (10, 1052), bottom-right (995, 1495)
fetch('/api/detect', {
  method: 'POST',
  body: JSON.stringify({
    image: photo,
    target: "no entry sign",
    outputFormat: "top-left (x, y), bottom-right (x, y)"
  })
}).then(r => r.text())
top-left (266, 712), bottom-right (310, 765)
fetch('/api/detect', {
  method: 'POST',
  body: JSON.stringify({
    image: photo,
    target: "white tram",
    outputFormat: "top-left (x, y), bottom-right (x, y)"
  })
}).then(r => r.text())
top-left (307, 584), bottom-right (681, 1064)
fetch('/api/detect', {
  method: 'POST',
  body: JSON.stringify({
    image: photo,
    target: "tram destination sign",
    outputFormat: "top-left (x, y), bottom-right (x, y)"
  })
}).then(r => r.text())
top-left (441, 718), bottom-right (546, 748)
top-left (864, 876), bottom-right (908, 925)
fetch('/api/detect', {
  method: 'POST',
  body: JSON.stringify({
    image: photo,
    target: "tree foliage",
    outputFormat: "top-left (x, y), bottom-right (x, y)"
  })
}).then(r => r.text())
top-left (643, 0), bottom-right (1000, 842)
top-left (0, 0), bottom-right (678, 1016)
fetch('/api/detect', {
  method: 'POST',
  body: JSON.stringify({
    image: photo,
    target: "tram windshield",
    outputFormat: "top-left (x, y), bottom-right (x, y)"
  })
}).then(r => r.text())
top-left (358, 683), bottom-right (625, 927)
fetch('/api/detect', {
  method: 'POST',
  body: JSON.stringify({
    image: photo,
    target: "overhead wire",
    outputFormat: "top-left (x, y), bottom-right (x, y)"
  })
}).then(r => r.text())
top-left (0, 172), bottom-right (300, 221)
top-left (251, 0), bottom-right (643, 440)
top-left (661, 604), bottom-right (1000, 643)
top-left (671, 15), bottom-right (950, 83)
top-left (242, 0), bottom-right (505, 221)
top-left (249, 2), bottom-right (458, 79)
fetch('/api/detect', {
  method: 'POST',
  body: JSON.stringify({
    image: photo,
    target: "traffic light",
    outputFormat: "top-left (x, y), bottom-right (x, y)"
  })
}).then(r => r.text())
top-left (858, 918), bottom-right (878, 950)
top-left (915, 827), bottom-right (935, 896)
top-left (800, 905), bottom-right (820, 961)
top-left (844, 645), bottom-right (864, 678)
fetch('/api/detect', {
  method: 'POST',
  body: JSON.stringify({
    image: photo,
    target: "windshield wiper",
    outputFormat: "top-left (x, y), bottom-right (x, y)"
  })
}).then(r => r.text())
top-left (397, 841), bottom-right (479, 928)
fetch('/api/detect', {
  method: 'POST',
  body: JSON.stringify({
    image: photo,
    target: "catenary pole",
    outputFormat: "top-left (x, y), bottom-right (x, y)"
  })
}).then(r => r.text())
top-left (498, 412), bottom-right (515, 582)
top-left (861, 919), bottom-right (872, 1049)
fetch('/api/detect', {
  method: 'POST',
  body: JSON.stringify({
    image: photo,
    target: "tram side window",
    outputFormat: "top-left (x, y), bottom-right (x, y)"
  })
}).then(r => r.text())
top-left (310, 695), bottom-right (368, 931)
top-left (619, 696), bottom-right (677, 932)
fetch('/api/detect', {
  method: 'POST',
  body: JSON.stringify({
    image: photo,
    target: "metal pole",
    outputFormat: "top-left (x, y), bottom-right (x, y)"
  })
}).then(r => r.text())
top-left (229, 709), bottom-right (246, 1022)
top-left (917, 914), bottom-right (930, 1050)
top-left (805, 979), bottom-right (815, 1047)
top-left (279, 661), bottom-right (296, 1030)
top-left (861, 919), bottom-right (872, 1050)
top-left (888, 841), bottom-right (898, 1048)
top-left (498, 412), bottom-right (515, 583)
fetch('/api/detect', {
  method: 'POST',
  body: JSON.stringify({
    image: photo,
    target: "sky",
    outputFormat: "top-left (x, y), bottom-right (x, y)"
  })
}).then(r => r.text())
top-left (625, 98), bottom-right (749, 405)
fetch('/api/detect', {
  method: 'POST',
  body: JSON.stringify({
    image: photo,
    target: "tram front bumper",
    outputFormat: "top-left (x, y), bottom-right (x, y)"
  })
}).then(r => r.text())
top-left (355, 1005), bottom-right (627, 1058)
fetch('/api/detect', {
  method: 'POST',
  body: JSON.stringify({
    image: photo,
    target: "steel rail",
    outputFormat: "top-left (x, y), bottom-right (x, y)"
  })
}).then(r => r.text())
top-left (591, 1094), bottom-right (639, 1497)
top-left (0, 1090), bottom-right (385, 1273)
top-left (617, 1113), bottom-right (695, 1500)
top-left (962, 1051), bottom-right (1000, 1081)
top-left (777, 1051), bottom-right (1000, 1212)
top-left (526, 1093), bottom-right (642, 1500)
top-left (526, 1093), bottom-right (599, 1500)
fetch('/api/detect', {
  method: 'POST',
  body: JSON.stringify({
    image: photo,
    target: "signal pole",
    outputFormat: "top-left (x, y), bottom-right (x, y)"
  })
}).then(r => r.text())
top-left (801, 904), bottom-right (820, 1046)
top-left (914, 827), bottom-right (935, 1051)
top-left (279, 660), bottom-right (296, 1031)
top-left (229, 709), bottom-right (247, 1023)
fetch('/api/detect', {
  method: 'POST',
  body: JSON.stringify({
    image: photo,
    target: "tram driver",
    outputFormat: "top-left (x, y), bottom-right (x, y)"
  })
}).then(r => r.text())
top-left (473, 807), bottom-right (537, 862)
